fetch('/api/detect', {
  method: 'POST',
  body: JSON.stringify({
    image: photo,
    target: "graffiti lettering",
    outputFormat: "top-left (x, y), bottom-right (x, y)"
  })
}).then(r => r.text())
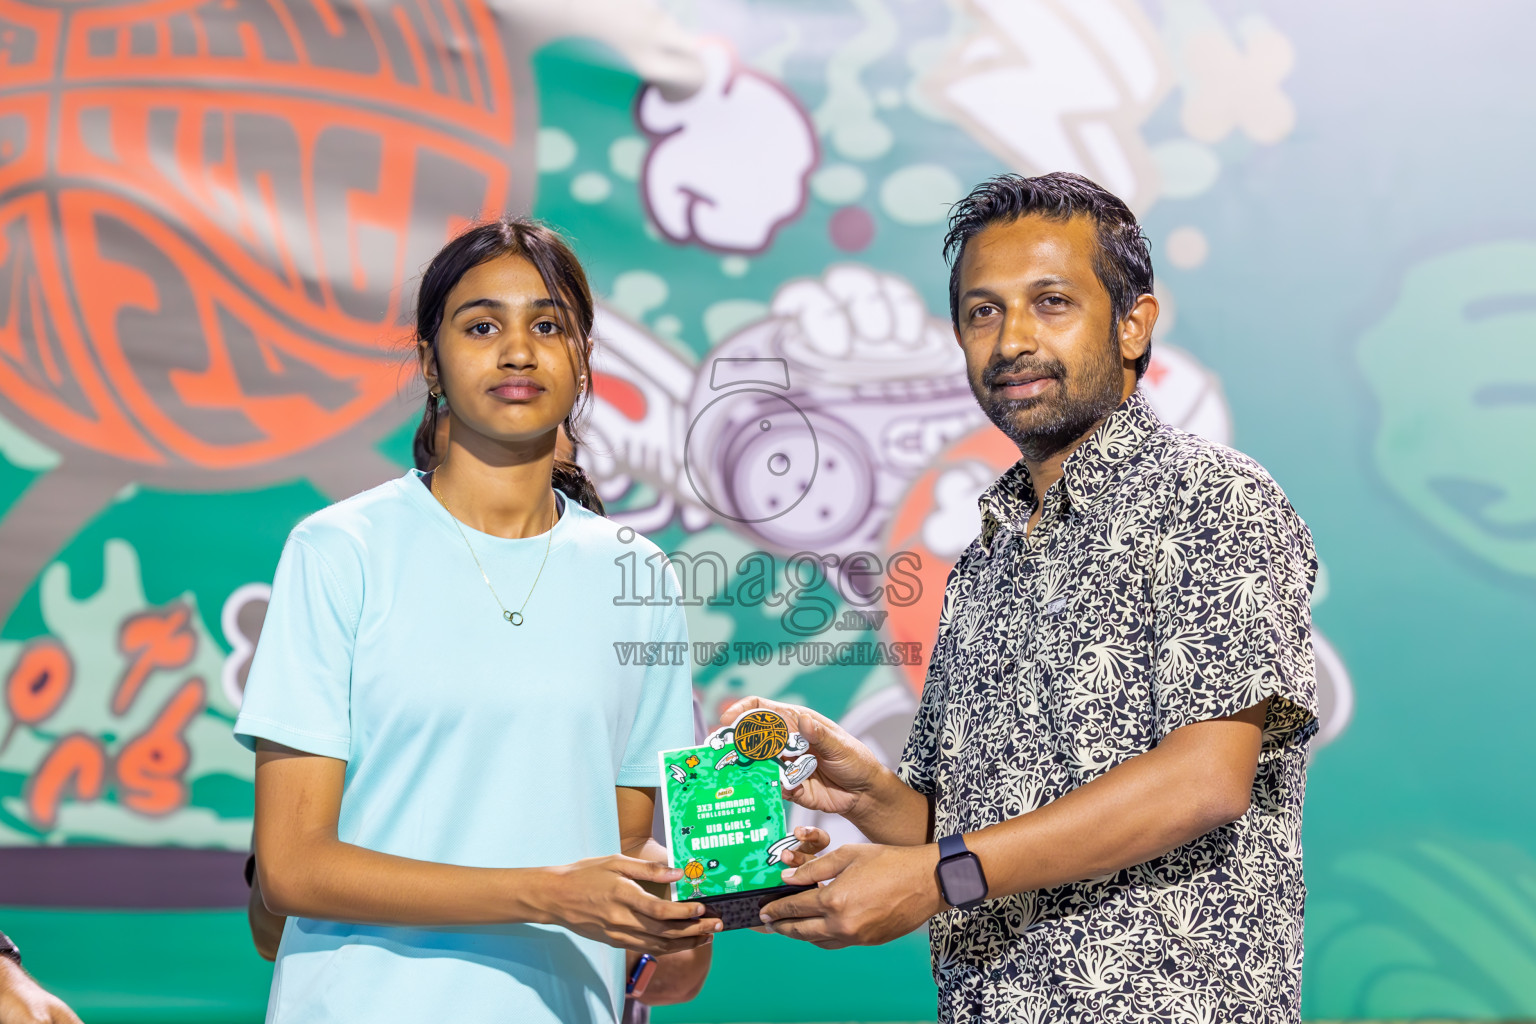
top-left (115, 678), bottom-right (205, 816)
top-left (1, 638), bottom-right (73, 755)
top-left (114, 603), bottom-right (197, 715)
top-left (25, 733), bottom-right (107, 831)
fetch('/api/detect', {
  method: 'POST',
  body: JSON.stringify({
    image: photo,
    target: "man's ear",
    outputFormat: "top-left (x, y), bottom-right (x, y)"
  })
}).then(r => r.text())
top-left (1119, 293), bottom-right (1159, 365)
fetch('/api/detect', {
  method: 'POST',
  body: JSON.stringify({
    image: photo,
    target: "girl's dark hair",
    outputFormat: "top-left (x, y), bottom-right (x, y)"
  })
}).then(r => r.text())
top-left (943, 172), bottom-right (1155, 378)
top-left (413, 217), bottom-right (605, 514)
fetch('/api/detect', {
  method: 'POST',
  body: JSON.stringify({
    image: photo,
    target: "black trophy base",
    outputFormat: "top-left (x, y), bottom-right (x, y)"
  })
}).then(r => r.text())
top-left (698, 884), bottom-right (816, 931)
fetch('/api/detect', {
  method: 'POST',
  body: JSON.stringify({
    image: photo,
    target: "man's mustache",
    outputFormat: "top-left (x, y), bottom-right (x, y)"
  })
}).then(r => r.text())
top-left (981, 359), bottom-right (1066, 389)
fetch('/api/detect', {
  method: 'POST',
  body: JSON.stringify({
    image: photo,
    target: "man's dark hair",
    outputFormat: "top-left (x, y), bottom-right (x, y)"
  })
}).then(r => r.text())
top-left (943, 172), bottom-right (1155, 378)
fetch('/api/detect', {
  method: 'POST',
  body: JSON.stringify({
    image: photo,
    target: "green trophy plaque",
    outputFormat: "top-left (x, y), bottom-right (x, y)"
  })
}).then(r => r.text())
top-left (657, 708), bottom-right (819, 929)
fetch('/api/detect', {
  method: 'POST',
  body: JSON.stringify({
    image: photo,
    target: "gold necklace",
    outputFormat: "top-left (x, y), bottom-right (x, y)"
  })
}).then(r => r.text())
top-left (430, 469), bottom-right (556, 627)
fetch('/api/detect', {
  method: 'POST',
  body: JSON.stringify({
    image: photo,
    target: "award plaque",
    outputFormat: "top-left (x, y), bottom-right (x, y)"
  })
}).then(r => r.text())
top-left (657, 708), bottom-right (819, 929)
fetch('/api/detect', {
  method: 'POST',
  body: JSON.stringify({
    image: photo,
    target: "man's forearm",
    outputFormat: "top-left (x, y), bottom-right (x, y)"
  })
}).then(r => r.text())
top-left (849, 768), bottom-right (933, 847)
top-left (964, 709), bottom-right (1263, 899)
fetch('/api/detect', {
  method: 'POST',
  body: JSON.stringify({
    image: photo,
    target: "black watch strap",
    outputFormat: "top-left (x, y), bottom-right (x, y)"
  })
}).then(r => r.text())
top-left (0, 929), bottom-right (21, 967)
top-left (937, 833), bottom-right (968, 860)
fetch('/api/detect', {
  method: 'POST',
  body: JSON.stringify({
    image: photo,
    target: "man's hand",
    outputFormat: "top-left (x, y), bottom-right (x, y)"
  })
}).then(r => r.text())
top-left (758, 843), bottom-right (944, 950)
top-left (0, 958), bottom-right (83, 1024)
top-left (720, 697), bottom-right (932, 846)
top-left (718, 697), bottom-right (886, 819)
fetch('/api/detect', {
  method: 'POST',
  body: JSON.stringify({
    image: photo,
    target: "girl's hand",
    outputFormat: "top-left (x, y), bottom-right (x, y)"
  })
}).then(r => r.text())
top-left (535, 855), bottom-right (721, 953)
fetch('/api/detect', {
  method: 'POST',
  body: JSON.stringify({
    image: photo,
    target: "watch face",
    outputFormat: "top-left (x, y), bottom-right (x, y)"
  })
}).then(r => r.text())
top-left (938, 853), bottom-right (989, 908)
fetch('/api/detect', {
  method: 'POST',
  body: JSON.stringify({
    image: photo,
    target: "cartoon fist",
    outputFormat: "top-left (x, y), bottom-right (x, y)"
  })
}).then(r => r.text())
top-left (773, 264), bottom-right (927, 356)
top-left (768, 265), bottom-right (967, 383)
top-left (637, 40), bottom-right (816, 253)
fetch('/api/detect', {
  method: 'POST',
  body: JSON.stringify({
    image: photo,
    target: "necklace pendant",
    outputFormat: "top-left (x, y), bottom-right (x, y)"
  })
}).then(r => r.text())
top-left (506, 611), bottom-right (523, 626)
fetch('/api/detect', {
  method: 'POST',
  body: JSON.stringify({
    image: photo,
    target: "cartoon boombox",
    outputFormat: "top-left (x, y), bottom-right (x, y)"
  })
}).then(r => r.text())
top-left (582, 266), bottom-right (988, 557)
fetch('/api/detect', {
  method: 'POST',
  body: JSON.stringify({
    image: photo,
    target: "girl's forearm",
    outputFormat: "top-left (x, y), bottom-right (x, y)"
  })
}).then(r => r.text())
top-left (257, 836), bottom-right (556, 927)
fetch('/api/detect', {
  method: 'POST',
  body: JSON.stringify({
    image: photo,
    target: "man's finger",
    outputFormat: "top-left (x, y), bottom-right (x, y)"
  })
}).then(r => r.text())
top-left (794, 826), bottom-right (831, 856)
top-left (780, 843), bottom-right (857, 886)
top-left (719, 696), bottom-right (807, 732)
top-left (797, 713), bottom-right (851, 756)
top-left (758, 885), bottom-right (828, 923)
top-left (767, 915), bottom-right (836, 943)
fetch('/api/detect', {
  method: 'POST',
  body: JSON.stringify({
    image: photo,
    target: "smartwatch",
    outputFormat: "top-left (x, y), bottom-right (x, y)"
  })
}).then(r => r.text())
top-left (625, 953), bottom-right (657, 999)
top-left (935, 833), bottom-right (989, 911)
top-left (0, 929), bottom-right (20, 967)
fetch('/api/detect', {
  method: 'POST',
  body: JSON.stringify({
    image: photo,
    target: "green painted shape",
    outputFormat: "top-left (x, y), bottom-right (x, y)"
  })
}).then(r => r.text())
top-left (0, 538), bottom-right (256, 845)
top-left (1306, 840), bottom-right (1536, 1018)
top-left (653, 926), bottom-right (936, 1024)
top-left (0, 907), bottom-right (272, 1023)
top-left (1337, 849), bottom-right (1536, 1006)
top-left (1357, 241), bottom-right (1536, 577)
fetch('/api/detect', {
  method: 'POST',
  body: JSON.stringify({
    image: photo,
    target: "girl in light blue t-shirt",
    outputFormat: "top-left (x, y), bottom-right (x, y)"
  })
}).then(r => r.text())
top-left (235, 219), bottom-right (739, 1023)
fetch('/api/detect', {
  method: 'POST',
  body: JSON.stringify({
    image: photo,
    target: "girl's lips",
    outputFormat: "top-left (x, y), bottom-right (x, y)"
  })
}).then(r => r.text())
top-left (996, 376), bottom-right (1055, 400)
top-left (489, 383), bottom-right (544, 400)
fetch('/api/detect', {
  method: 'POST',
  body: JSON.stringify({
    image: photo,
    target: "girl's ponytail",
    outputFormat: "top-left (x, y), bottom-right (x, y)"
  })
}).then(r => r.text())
top-left (552, 455), bottom-right (604, 515)
top-left (411, 393), bottom-right (444, 472)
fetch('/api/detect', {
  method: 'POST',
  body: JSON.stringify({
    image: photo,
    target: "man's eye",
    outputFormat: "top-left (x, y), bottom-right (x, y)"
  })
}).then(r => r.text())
top-left (972, 304), bottom-right (997, 319)
top-left (1040, 295), bottom-right (1067, 308)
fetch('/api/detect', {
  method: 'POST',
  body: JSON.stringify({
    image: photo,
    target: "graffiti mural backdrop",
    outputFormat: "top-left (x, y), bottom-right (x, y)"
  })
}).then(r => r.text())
top-left (1, 0), bottom-right (1532, 1019)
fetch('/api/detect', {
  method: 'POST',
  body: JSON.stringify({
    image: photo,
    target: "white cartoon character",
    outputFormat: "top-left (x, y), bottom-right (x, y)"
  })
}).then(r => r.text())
top-left (921, 0), bottom-right (1172, 211)
top-left (522, 2), bottom-right (816, 252)
top-left (637, 39), bottom-right (817, 253)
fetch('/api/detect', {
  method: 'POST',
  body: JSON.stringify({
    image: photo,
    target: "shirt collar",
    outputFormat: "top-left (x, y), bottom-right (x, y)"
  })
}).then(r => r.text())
top-left (977, 388), bottom-right (1163, 554)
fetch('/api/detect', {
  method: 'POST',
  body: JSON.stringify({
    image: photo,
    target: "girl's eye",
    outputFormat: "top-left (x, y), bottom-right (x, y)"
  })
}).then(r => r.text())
top-left (468, 321), bottom-right (497, 337)
top-left (533, 320), bottom-right (561, 335)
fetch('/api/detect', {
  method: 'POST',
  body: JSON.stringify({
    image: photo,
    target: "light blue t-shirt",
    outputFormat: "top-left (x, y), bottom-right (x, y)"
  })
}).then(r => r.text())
top-left (234, 470), bottom-right (693, 1024)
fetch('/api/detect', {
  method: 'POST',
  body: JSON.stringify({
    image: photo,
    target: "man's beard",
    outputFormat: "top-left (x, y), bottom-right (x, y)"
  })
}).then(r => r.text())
top-left (972, 330), bottom-right (1125, 463)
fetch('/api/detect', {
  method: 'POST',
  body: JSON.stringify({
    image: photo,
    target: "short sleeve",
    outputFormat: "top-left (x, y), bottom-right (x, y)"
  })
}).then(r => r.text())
top-left (617, 562), bottom-right (694, 786)
top-left (896, 565), bottom-right (961, 796)
top-left (233, 532), bottom-right (360, 760)
top-left (1152, 457), bottom-right (1319, 751)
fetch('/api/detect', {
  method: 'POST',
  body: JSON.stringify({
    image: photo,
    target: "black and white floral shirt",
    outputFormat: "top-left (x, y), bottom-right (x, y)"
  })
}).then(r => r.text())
top-left (898, 389), bottom-right (1318, 1023)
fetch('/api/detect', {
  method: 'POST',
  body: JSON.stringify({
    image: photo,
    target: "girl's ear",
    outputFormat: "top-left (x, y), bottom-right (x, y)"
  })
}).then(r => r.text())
top-left (418, 343), bottom-right (439, 392)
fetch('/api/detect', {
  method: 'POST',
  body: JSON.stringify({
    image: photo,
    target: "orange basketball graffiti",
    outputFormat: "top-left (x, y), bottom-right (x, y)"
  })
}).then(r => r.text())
top-left (0, 0), bottom-right (534, 620)
top-left (0, 0), bottom-right (515, 468)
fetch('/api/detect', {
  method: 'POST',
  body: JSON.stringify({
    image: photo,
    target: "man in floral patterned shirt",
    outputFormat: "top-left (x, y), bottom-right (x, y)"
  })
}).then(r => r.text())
top-left (727, 172), bottom-right (1318, 1022)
